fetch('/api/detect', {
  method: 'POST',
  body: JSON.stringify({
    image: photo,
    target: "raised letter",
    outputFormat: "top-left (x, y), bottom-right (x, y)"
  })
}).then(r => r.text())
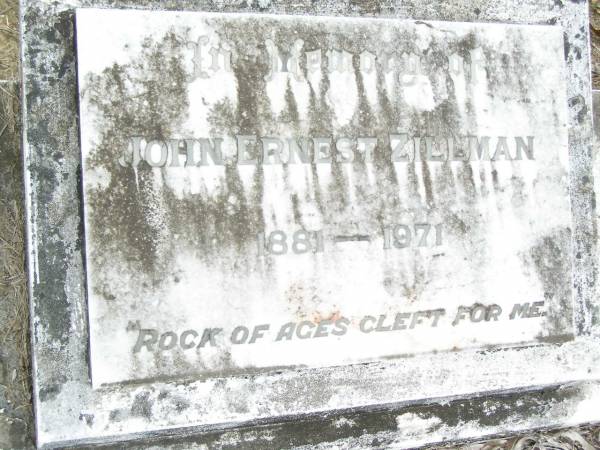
top-left (276, 322), bottom-right (295, 341)
top-left (199, 138), bottom-right (224, 166)
top-left (236, 135), bottom-right (258, 165)
top-left (180, 330), bottom-right (198, 349)
top-left (198, 328), bottom-right (222, 347)
top-left (296, 321), bottom-right (315, 339)
top-left (188, 36), bottom-right (210, 80)
top-left (390, 134), bottom-right (412, 162)
top-left (144, 140), bottom-right (169, 167)
top-left (169, 138), bottom-right (197, 167)
top-left (492, 136), bottom-right (512, 160)
top-left (425, 137), bottom-right (447, 162)
top-left (509, 303), bottom-right (531, 320)
top-left (261, 137), bottom-right (284, 165)
top-left (515, 136), bottom-right (534, 160)
top-left (313, 137), bottom-right (332, 163)
top-left (119, 136), bottom-right (144, 168)
top-left (358, 137), bottom-right (377, 163)
top-left (133, 329), bottom-right (158, 353)
top-left (287, 138), bottom-right (311, 164)
top-left (249, 324), bottom-right (270, 343)
top-left (469, 136), bottom-right (491, 161)
top-left (335, 137), bottom-right (354, 163)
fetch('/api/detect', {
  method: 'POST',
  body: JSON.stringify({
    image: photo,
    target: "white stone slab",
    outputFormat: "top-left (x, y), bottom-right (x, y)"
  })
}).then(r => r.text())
top-left (76, 8), bottom-right (572, 386)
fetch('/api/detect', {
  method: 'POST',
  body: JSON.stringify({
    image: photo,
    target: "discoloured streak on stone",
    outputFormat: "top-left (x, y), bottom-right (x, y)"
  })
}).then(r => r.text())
top-left (75, 383), bottom-right (587, 449)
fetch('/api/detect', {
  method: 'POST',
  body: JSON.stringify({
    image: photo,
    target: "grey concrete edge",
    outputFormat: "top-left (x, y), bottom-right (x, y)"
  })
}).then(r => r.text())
top-left (19, 0), bottom-right (600, 448)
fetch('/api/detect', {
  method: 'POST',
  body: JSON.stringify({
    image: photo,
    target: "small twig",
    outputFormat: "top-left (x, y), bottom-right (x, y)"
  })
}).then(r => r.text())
top-left (0, 24), bottom-right (16, 35)
top-left (0, 83), bottom-right (18, 99)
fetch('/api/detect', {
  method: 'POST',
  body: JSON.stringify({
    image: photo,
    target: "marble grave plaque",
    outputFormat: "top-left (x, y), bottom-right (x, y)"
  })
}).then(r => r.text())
top-left (76, 8), bottom-right (573, 386)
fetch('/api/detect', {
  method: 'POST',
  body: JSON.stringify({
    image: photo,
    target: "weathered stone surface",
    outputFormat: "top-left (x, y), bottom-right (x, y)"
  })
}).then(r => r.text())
top-left (77, 9), bottom-right (574, 386)
top-left (21, 0), bottom-right (600, 448)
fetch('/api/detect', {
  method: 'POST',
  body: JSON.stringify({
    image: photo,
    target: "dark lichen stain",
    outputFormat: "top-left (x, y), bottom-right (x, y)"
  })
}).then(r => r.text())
top-left (38, 378), bottom-right (65, 403)
top-left (568, 95), bottom-right (588, 125)
top-left (86, 31), bottom-right (189, 275)
top-left (173, 397), bottom-right (190, 413)
top-left (108, 409), bottom-right (124, 423)
top-left (26, 110), bottom-right (73, 347)
top-left (527, 227), bottom-right (574, 339)
top-left (92, 383), bottom-right (585, 449)
top-left (131, 391), bottom-right (154, 420)
top-left (79, 412), bottom-right (95, 427)
top-left (158, 390), bottom-right (168, 400)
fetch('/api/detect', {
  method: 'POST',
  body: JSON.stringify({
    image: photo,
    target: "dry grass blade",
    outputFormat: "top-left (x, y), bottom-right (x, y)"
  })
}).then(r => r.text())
top-left (0, 0), bottom-right (18, 80)
top-left (0, 0), bottom-right (32, 438)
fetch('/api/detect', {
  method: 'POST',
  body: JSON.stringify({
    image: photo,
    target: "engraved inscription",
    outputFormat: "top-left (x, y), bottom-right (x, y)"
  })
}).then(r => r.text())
top-left (76, 9), bottom-right (572, 385)
top-left (118, 135), bottom-right (535, 168)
